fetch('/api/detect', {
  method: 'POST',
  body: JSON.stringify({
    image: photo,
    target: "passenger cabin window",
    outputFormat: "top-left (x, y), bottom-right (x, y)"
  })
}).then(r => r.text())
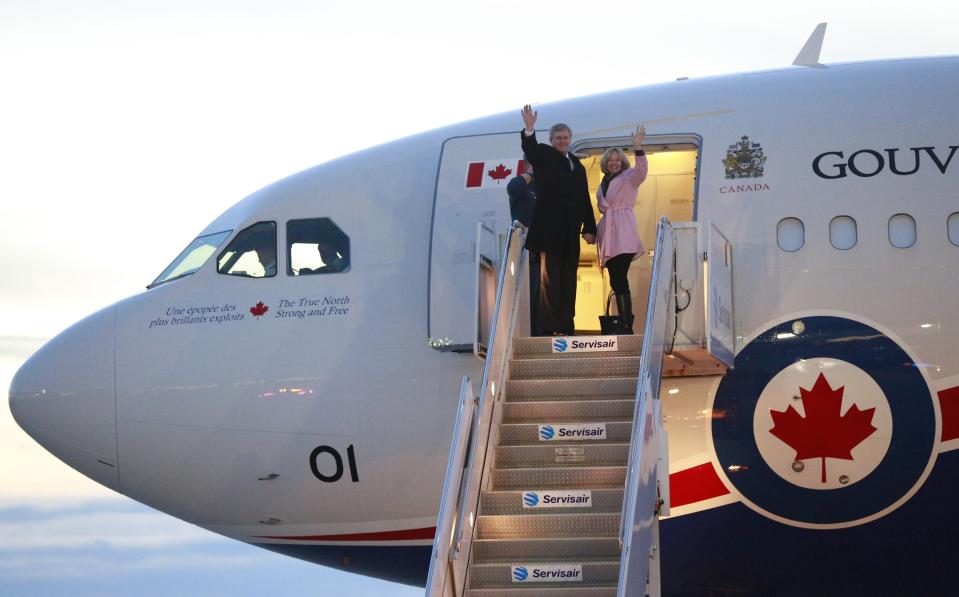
top-left (888, 214), bottom-right (917, 249)
top-left (829, 216), bottom-right (857, 250)
top-left (150, 230), bottom-right (232, 287)
top-left (287, 218), bottom-right (351, 275)
top-left (949, 212), bottom-right (959, 246)
top-left (777, 218), bottom-right (805, 252)
top-left (217, 221), bottom-right (277, 278)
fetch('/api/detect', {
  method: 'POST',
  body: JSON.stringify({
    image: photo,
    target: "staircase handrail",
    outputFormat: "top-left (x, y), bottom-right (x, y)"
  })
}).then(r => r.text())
top-left (617, 217), bottom-right (674, 596)
top-left (424, 374), bottom-right (477, 596)
top-left (425, 222), bottom-right (528, 597)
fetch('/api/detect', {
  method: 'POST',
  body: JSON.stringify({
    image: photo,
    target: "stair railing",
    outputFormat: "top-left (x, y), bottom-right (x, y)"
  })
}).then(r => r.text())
top-left (617, 217), bottom-right (674, 597)
top-left (426, 223), bottom-right (529, 597)
top-left (425, 374), bottom-right (477, 597)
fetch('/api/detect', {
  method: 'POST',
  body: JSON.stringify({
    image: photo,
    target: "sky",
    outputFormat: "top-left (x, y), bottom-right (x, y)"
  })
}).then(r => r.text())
top-left (0, 1), bottom-right (956, 595)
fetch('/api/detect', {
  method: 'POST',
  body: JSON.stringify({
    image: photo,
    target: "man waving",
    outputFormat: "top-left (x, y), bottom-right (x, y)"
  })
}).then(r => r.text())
top-left (520, 104), bottom-right (596, 336)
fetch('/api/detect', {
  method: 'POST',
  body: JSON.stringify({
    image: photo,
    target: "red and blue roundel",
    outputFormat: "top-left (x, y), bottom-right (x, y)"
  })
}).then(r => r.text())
top-left (710, 315), bottom-right (936, 527)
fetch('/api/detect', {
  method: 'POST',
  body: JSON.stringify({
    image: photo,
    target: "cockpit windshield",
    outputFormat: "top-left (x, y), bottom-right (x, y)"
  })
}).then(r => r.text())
top-left (149, 230), bottom-right (232, 288)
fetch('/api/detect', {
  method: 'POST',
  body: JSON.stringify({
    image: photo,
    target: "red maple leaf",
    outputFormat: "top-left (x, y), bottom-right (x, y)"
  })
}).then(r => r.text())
top-left (249, 301), bottom-right (269, 318)
top-left (769, 372), bottom-right (877, 483)
top-left (487, 164), bottom-right (512, 182)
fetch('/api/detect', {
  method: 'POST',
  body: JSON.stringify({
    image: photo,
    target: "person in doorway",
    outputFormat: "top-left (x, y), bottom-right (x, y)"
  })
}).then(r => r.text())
top-left (596, 125), bottom-right (648, 334)
top-left (507, 160), bottom-right (536, 228)
top-left (520, 104), bottom-right (596, 336)
top-left (506, 160), bottom-right (541, 334)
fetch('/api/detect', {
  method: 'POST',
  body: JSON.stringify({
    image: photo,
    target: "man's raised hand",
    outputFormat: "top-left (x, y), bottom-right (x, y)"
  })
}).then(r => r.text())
top-left (522, 105), bottom-right (538, 132)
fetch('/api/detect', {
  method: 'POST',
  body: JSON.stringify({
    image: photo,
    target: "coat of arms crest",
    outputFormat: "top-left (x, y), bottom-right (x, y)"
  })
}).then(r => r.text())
top-left (724, 135), bottom-right (767, 179)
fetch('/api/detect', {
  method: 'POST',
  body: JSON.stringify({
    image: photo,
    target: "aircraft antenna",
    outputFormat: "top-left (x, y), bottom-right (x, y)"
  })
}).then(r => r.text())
top-left (793, 23), bottom-right (828, 67)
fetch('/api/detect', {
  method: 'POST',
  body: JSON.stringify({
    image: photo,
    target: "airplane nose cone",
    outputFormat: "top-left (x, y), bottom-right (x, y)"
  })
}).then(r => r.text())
top-left (8, 305), bottom-right (119, 491)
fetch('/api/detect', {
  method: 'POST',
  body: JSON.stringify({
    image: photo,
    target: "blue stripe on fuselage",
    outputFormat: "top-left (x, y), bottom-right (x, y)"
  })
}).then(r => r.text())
top-left (660, 449), bottom-right (959, 596)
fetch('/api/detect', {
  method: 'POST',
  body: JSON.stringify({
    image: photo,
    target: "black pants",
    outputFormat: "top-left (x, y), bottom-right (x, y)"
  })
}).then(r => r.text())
top-left (538, 250), bottom-right (578, 335)
top-left (605, 253), bottom-right (635, 294)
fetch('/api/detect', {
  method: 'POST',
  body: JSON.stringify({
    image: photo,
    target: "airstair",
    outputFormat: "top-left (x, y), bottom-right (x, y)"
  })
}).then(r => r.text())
top-left (427, 218), bottom-right (734, 597)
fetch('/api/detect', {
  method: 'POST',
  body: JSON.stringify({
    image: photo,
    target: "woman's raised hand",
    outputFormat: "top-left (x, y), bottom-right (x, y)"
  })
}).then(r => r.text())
top-left (632, 125), bottom-right (646, 148)
top-left (522, 105), bottom-right (538, 131)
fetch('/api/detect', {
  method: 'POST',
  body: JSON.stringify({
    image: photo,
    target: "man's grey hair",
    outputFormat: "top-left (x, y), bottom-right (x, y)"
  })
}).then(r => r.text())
top-left (549, 123), bottom-right (572, 140)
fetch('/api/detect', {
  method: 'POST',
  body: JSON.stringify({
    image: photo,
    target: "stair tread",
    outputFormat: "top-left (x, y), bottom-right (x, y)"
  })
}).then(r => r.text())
top-left (505, 378), bottom-right (640, 400)
top-left (510, 352), bottom-right (641, 360)
top-left (465, 585), bottom-right (618, 596)
top-left (494, 461), bottom-right (627, 470)
top-left (491, 465), bottom-right (627, 472)
top-left (505, 395), bottom-right (634, 403)
top-left (478, 511), bottom-right (620, 519)
top-left (470, 560), bottom-right (620, 567)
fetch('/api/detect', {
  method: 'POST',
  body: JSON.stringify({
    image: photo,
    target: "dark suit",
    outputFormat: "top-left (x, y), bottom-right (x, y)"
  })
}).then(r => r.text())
top-left (521, 130), bottom-right (596, 335)
top-left (507, 174), bottom-right (540, 334)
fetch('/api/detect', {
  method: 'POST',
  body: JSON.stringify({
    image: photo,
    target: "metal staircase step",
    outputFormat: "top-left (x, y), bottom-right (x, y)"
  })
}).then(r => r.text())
top-left (502, 399), bottom-right (635, 423)
top-left (512, 334), bottom-right (643, 357)
top-left (506, 378), bottom-right (638, 401)
top-left (471, 537), bottom-right (622, 562)
top-left (494, 444), bottom-right (629, 469)
top-left (475, 513), bottom-right (621, 539)
top-left (510, 356), bottom-right (641, 380)
top-left (490, 466), bottom-right (627, 490)
top-left (467, 561), bottom-right (620, 589)
top-left (465, 586), bottom-right (617, 597)
top-left (480, 489), bottom-right (625, 515)
top-left (497, 422), bottom-right (632, 445)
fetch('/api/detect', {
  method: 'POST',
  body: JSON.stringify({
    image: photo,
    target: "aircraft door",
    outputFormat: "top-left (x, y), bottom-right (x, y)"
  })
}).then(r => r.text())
top-left (429, 133), bottom-right (521, 351)
top-left (705, 223), bottom-right (735, 367)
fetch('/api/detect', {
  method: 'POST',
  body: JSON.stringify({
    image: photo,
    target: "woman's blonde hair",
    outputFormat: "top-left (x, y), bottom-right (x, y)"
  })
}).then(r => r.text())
top-left (599, 147), bottom-right (631, 175)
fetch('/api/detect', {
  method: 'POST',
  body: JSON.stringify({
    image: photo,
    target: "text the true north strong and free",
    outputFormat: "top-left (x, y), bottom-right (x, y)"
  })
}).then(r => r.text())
top-left (274, 296), bottom-right (350, 319)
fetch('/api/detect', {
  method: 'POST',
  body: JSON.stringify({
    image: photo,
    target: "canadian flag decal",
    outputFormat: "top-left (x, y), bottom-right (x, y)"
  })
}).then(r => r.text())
top-left (465, 159), bottom-right (527, 189)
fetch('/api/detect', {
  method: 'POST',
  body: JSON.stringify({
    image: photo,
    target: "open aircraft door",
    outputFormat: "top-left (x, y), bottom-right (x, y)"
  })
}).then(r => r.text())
top-left (705, 223), bottom-right (735, 367)
top-left (429, 133), bottom-right (521, 353)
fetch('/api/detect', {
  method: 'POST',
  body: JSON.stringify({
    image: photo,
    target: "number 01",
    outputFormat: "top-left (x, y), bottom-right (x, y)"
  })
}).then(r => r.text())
top-left (310, 444), bottom-right (359, 483)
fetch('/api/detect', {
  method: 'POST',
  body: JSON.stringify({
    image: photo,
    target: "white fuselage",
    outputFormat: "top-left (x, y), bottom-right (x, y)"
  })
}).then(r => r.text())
top-left (10, 56), bottom-right (959, 593)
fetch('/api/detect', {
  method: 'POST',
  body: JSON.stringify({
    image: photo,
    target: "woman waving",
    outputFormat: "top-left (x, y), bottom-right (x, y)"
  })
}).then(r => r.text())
top-left (595, 125), bottom-right (648, 334)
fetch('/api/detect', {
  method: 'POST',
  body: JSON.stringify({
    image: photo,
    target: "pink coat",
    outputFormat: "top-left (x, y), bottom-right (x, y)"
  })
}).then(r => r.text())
top-left (596, 152), bottom-right (648, 266)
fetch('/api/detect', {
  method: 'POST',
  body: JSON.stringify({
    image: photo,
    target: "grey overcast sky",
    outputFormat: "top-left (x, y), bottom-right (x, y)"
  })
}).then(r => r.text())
top-left (1, 0), bottom-right (956, 594)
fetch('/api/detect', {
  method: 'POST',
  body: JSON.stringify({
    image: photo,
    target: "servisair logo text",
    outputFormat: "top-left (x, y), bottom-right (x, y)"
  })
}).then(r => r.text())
top-left (551, 336), bottom-right (618, 353)
top-left (539, 423), bottom-right (606, 441)
top-left (511, 564), bottom-right (583, 583)
top-left (522, 490), bottom-right (592, 508)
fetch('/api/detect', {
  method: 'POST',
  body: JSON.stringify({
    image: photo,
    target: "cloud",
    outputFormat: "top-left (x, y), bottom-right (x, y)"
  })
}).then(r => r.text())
top-left (0, 500), bottom-right (423, 596)
top-left (0, 502), bottom-right (220, 551)
top-left (0, 551), bottom-right (264, 581)
top-left (0, 337), bottom-right (46, 362)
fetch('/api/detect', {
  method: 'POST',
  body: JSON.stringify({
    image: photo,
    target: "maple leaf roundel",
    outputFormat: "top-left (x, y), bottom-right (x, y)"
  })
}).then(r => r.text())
top-left (756, 359), bottom-right (892, 491)
top-left (710, 315), bottom-right (936, 527)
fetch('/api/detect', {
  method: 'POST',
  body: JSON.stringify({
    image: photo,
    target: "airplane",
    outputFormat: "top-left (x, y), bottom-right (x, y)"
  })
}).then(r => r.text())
top-left (8, 27), bottom-right (959, 594)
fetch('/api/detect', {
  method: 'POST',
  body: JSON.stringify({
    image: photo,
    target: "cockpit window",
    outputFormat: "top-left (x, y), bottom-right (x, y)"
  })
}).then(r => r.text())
top-left (150, 230), bottom-right (232, 288)
top-left (288, 218), bottom-right (350, 276)
top-left (217, 221), bottom-right (277, 278)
